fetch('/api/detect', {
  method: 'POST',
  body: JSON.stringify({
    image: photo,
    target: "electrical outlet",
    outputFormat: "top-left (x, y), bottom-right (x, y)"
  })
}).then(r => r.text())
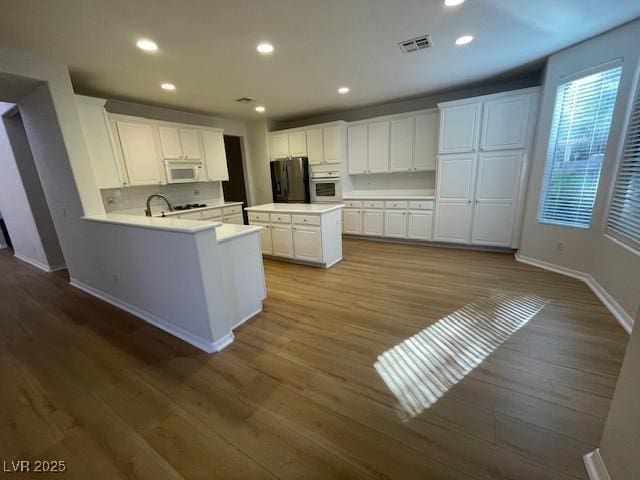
top-left (194, 189), bottom-right (200, 195)
top-left (557, 240), bottom-right (565, 251)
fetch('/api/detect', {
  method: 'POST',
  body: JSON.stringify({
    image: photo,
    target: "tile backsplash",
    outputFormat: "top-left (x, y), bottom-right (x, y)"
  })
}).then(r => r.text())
top-left (101, 182), bottom-right (224, 213)
top-left (351, 171), bottom-right (435, 192)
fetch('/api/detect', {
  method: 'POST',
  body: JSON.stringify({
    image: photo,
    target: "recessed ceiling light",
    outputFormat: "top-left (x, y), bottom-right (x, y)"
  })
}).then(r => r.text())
top-left (455, 35), bottom-right (474, 45)
top-left (161, 83), bottom-right (176, 91)
top-left (256, 43), bottom-right (274, 54)
top-left (338, 87), bottom-right (350, 95)
top-left (136, 38), bottom-right (158, 52)
top-left (444, 0), bottom-right (465, 6)
top-left (255, 106), bottom-right (266, 113)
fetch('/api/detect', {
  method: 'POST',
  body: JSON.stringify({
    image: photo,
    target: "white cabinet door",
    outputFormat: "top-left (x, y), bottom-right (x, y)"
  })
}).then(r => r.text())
top-left (75, 96), bottom-right (126, 188)
top-left (384, 210), bottom-right (407, 238)
top-left (158, 125), bottom-right (183, 159)
top-left (362, 210), bottom-right (383, 236)
top-left (288, 131), bottom-right (307, 157)
top-left (254, 223), bottom-right (273, 255)
top-left (480, 94), bottom-right (532, 152)
top-left (202, 130), bottom-right (229, 181)
top-left (293, 225), bottom-right (322, 263)
top-left (368, 122), bottom-right (390, 173)
top-left (434, 154), bottom-right (476, 243)
top-left (348, 124), bottom-right (368, 174)
top-left (271, 133), bottom-right (289, 159)
top-left (180, 129), bottom-right (201, 160)
top-left (390, 117), bottom-right (414, 172)
top-left (306, 129), bottom-right (323, 165)
top-left (342, 209), bottom-right (362, 234)
top-left (471, 151), bottom-right (523, 246)
top-left (272, 224), bottom-right (294, 258)
top-left (323, 126), bottom-right (340, 164)
top-left (116, 121), bottom-right (162, 186)
top-left (439, 103), bottom-right (481, 154)
top-left (414, 112), bottom-right (438, 171)
top-left (407, 211), bottom-right (433, 240)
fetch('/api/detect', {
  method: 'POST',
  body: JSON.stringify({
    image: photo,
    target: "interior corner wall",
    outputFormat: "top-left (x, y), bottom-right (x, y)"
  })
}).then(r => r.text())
top-left (2, 112), bottom-right (65, 268)
top-left (518, 19), bottom-right (640, 323)
top-left (599, 307), bottom-right (640, 480)
top-left (245, 119), bottom-right (273, 205)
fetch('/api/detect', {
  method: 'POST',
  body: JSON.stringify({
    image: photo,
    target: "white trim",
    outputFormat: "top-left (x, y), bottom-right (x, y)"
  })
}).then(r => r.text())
top-left (584, 449), bottom-right (612, 480)
top-left (14, 253), bottom-right (65, 273)
top-left (515, 253), bottom-right (634, 334)
top-left (69, 277), bottom-right (234, 353)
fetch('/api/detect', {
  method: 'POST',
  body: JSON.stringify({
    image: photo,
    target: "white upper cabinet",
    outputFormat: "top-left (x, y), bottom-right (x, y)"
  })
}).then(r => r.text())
top-left (306, 129), bottom-right (324, 165)
top-left (180, 128), bottom-right (201, 160)
top-left (348, 124), bottom-right (368, 174)
top-left (390, 117), bottom-right (414, 172)
top-left (201, 129), bottom-right (229, 181)
top-left (288, 131), bottom-right (307, 157)
top-left (438, 102), bottom-right (482, 154)
top-left (368, 122), bottom-right (390, 173)
top-left (75, 95), bottom-right (127, 188)
top-left (158, 126), bottom-right (183, 160)
top-left (322, 126), bottom-right (341, 164)
top-left (270, 133), bottom-right (289, 159)
top-left (480, 94), bottom-right (533, 151)
top-left (115, 120), bottom-right (163, 186)
top-left (414, 112), bottom-right (438, 171)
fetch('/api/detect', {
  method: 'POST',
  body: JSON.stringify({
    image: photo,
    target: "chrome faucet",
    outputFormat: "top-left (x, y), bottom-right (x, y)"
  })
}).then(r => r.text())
top-left (145, 194), bottom-right (173, 217)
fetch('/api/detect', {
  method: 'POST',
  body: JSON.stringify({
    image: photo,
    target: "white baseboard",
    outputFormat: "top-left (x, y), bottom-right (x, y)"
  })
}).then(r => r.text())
top-left (69, 277), bottom-right (234, 353)
top-left (584, 449), bottom-right (612, 480)
top-left (14, 253), bottom-right (65, 273)
top-left (515, 253), bottom-right (634, 334)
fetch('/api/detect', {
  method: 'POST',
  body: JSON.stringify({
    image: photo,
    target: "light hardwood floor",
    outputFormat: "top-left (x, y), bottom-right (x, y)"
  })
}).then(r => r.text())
top-left (0, 239), bottom-right (628, 479)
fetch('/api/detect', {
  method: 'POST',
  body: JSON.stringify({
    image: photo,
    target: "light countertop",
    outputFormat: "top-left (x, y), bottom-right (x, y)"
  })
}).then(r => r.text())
top-left (245, 203), bottom-right (345, 214)
top-left (83, 214), bottom-right (221, 234)
top-left (216, 224), bottom-right (262, 243)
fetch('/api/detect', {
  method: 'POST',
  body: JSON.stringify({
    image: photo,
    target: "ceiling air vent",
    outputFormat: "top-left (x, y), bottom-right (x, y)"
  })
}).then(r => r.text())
top-left (399, 35), bottom-right (432, 54)
top-left (234, 97), bottom-right (255, 103)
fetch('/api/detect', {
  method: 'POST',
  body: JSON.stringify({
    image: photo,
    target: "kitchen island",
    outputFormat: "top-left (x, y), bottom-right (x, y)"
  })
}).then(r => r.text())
top-left (245, 203), bottom-right (345, 268)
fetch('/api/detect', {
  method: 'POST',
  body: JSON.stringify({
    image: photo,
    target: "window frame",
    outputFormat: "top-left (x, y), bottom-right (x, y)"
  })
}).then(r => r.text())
top-left (537, 60), bottom-right (624, 229)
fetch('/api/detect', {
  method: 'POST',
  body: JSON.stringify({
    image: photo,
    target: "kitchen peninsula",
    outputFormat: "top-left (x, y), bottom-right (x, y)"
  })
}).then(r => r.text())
top-left (246, 203), bottom-right (344, 268)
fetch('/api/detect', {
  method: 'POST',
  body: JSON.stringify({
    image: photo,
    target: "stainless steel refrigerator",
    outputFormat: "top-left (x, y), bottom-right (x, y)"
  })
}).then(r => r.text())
top-left (270, 157), bottom-right (311, 203)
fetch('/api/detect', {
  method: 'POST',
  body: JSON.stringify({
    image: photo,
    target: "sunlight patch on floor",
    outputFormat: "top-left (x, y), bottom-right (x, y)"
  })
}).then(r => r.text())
top-left (374, 290), bottom-right (548, 420)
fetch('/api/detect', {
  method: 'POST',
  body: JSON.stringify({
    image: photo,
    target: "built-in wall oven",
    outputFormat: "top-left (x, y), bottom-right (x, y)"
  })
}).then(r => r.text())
top-left (310, 170), bottom-right (342, 203)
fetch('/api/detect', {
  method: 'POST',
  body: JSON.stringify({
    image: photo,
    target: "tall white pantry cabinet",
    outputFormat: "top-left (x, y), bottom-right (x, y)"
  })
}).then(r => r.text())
top-left (433, 87), bottom-right (540, 248)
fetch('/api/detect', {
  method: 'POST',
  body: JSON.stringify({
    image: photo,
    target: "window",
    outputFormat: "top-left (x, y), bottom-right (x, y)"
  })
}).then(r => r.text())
top-left (539, 66), bottom-right (623, 228)
top-left (607, 78), bottom-right (640, 250)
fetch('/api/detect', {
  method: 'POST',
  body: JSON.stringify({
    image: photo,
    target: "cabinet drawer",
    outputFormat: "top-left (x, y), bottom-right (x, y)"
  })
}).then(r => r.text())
top-left (248, 212), bottom-right (270, 222)
top-left (344, 200), bottom-right (362, 208)
top-left (222, 205), bottom-right (242, 215)
top-left (362, 200), bottom-right (384, 209)
top-left (201, 209), bottom-right (223, 220)
top-left (292, 214), bottom-right (321, 226)
top-left (384, 201), bottom-right (408, 209)
top-left (176, 211), bottom-right (203, 220)
top-left (271, 213), bottom-right (292, 224)
top-left (408, 200), bottom-right (434, 210)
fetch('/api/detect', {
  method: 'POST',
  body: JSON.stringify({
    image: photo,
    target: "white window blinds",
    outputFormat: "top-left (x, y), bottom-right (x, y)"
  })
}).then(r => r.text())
top-left (607, 78), bottom-right (640, 250)
top-left (539, 66), bottom-right (623, 228)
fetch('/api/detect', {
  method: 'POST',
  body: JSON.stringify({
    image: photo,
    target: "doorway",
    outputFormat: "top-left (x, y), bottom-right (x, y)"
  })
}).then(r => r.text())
top-left (222, 135), bottom-right (249, 223)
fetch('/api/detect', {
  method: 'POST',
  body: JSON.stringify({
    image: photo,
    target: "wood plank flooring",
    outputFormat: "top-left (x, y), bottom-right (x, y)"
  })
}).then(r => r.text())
top-left (0, 239), bottom-right (628, 479)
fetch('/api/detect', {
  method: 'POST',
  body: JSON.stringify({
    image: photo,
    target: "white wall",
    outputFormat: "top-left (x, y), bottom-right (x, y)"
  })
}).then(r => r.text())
top-left (245, 119), bottom-right (273, 205)
top-left (519, 19), bottom-right (640, 325)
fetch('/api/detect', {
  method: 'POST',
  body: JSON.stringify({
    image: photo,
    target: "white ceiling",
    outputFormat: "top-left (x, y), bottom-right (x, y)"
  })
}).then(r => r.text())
top-left (1, 0), bottom-right (639, 121)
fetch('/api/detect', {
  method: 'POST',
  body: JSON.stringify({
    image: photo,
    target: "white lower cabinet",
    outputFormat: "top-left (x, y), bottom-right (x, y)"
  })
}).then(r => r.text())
top-left (384, 210), bottom-right (406, 238)
top-left (407, 211), bottom-right (433, 240)
top-left (293, 225), bottom-right (322, 262)
top-left (343, 209), bottom-right (363, 234)
top-left (271, 224), bottom-right (294, 258)
top-left (255, 222), bottom-right (273, 255)
top-left (362, 210), bottom-right (384, 236)
top-left (223, 213), bottom-right (244, 225)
